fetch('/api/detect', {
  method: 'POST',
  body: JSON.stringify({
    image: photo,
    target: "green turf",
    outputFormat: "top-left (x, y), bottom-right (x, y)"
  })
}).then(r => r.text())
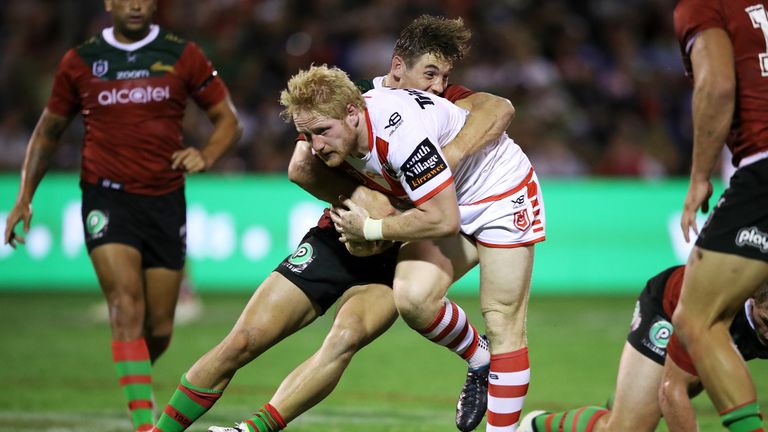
top-left (0, 292), bottom-right (765, 431)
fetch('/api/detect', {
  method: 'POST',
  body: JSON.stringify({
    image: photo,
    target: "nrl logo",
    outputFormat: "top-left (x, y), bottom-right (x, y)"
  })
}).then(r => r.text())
top-left (92, 60), bottom-right (109, 77)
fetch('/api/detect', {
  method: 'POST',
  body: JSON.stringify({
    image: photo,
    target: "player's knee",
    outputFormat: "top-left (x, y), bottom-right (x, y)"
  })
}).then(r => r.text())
top-left (146, 307), bottom-right (174, 334)
top-left (482, 302), bottom-right (526, 341)
top-left (481, 297), bottom-right (525, 319)
top-left (393, 286), bottom-right (439, 326)
top-left (324, 323), bottom-right (367, 362)
top-left (658, 377), bottom-right (671, 406)
top-left (219, 326), bottom-right (268, 365)
top-left (105, 291), bottom-right (144, 328)
top-left (670, 309), bottom-right (700, 347)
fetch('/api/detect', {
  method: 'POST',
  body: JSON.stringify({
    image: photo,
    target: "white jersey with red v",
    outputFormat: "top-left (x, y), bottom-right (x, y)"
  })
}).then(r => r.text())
top-left (342, 88), bottom-right (532, 208)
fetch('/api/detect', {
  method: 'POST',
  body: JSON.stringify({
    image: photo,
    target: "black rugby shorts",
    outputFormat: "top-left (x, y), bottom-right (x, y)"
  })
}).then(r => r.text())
top-left (696, 157), bottom-right (768, 261)
top-left (80, 181), bottom-right (186, 270)
top-left (274, 226), bottom-right (398, 314)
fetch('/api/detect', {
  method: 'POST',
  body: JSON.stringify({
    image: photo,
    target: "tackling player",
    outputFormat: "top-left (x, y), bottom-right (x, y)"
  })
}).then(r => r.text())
top-left (518, 266), bottom-right (768, 432)
top-left (284, 64), bottom-right (546, 432)
top-left (2, 1), bottom-right (241, 431)
top-left (152, 16), bottom-right (513, 432)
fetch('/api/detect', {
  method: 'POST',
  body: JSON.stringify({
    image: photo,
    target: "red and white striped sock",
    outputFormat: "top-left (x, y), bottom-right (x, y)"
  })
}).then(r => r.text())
top-left (419, 298), bottom-right (490, 369)
top-left (487, 348), bottom-right (530, 431)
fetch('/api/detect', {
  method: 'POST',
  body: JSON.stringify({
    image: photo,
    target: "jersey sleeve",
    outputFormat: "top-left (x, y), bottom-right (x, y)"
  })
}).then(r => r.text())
top-left (666, 333), bottom-right (699, 376)
top-left (387, 121), bottom-right (453, 206)
top-left (46, 49), bottom-right (82, 117)
top-left (177, 42), bottom-right (228, 110)
top-left (442, 84), bottom-right (475, 103)
top-left (674, 0), bottom-right (725, 76)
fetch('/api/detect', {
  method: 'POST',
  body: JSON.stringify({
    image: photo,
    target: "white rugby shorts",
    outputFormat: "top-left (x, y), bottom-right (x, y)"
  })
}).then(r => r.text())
top-left (458, 168), bottom-right (546, 248)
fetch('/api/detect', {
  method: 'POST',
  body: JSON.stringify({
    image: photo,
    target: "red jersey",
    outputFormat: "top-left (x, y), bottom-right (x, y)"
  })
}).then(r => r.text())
top-left (47, 25), bottom-right (228, 195)
top-left (674, 0), bottom-right (768, 165)
top-left (315, 81), bottom-right (476, 230)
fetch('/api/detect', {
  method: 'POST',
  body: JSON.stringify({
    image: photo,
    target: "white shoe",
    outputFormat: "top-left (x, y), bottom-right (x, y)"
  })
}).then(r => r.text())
top-left (208, 422), bottom-right (248, 432)
top-left (519, 410), bottom-right (547, 432)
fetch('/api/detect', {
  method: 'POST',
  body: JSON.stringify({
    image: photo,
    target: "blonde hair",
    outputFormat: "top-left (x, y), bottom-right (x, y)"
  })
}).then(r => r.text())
top-left (280, 64), bottom-right (365, 122)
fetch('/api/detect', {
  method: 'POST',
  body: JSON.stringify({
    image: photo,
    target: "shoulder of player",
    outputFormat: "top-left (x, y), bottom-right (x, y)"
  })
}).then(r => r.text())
top-left (73, 34), bottom-right (106, 58)
top-left (371, 87), bottom-right (454, 121)
top-left (365, 88), bottom-right (417, 123)
top-left (151, 28), bottom-right (193, 56)
top-left (355, 78), bottom-right (375, 93)
top-left (673, 0), bottom-right (725, 40)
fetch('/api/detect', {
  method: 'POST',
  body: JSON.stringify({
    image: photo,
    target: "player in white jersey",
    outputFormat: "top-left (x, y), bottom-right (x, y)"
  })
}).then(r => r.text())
top-left (280, 64), bottom-right (545, 432)
top-left (354, 86), bottom-right (541, 245)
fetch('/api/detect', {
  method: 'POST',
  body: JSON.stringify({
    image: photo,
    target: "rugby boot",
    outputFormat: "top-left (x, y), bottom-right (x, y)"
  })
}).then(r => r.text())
top-left (455, 363), bottom-right (490, 431)
top-left (518, 410), bottom-right (548, 432)
top-left (208, 423), bottom-right (247, 432)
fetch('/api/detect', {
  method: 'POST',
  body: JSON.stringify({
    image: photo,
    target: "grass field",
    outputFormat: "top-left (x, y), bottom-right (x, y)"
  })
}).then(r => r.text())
top-left (1, 291), bottom-right (766, 432)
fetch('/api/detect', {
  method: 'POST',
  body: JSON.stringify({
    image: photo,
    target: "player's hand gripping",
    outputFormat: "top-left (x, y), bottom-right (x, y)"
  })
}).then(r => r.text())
top-left (341, 187), bottom-right (398, 256)
top-left (680, 178), bottom-right (713, 243)
top-left (171, 148), bottom-right (209, 173)
top-left (331, 197), bottom-right (371, 243)
top-left (4, 201), bottom-right (32, 248)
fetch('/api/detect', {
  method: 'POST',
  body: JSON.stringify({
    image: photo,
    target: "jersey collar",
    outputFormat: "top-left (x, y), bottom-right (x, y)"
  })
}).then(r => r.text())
top-left (102, 24), bottom-right (160, 52)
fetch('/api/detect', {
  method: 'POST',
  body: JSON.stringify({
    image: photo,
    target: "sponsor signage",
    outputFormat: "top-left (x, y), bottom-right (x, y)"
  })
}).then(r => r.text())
top-left (0, 174), bottom-right (718, 294)
top-left (402, 139), bottom-right (447, 190)
top-left (97, 85), bottom-right (170, 105)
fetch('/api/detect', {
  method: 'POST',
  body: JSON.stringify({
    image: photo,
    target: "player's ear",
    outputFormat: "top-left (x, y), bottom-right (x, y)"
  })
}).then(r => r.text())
top-left (104, 0), bottom-right (112, 12)
top-left (346, 103), bottom-right (360, 127)
top-left (391, 55), bottom-right (405, 80)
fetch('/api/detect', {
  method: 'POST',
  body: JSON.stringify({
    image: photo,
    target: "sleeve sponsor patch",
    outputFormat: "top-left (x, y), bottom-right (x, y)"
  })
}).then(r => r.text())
top-left (401, 138), bottom-right (447, 190)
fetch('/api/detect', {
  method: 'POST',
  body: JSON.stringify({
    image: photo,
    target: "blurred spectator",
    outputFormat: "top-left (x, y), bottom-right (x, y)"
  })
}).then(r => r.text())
top-left (0, 0), bottom-right (694, 176)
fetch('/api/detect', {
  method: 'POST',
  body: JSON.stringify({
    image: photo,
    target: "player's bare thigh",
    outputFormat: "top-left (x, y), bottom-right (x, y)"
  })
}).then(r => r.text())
top-left (678, 247), bottom-right (768, 326)
top-left (234, 272), bottom-right (322, 341)
top-left (332, 283), bottom-right (399, 344)
top-left (603, 342), bottom-right (664, 432)
top-left (477, 244), bottom-right (534, 351)
top-left (187, 272), bottom-right (322, 387)
top-left (393, 235), bottom-right (478, 328)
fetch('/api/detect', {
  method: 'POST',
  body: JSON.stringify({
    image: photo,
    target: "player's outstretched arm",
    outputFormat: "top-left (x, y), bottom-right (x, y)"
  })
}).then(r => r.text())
top-left (681, 28), bottom-right (734, 241)
top-left (5, 109), bottom-right (71, 248)
top-left (442, 92), bottom-right (514, 167)
top-left (288, 139), bottom-right (361, 205)
top-left (171, 95), bottom-right (242, 173)
top-left (659, 357), bottom-right (703, 432)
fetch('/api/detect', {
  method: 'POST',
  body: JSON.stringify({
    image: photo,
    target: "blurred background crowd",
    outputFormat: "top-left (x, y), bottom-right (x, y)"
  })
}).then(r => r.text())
top-left (0, 0), bottom-right (698, 178)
